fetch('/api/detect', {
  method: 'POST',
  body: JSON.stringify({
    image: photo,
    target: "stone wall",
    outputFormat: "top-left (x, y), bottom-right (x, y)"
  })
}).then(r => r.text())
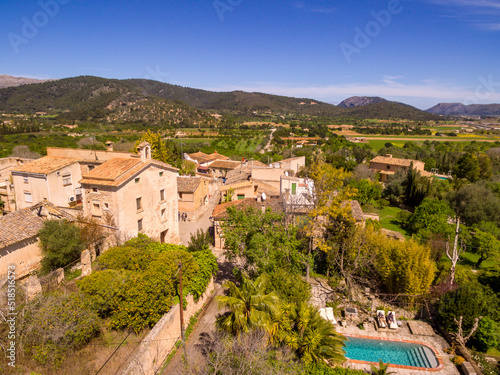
top-left (118, 278), bottom-right (216, 375)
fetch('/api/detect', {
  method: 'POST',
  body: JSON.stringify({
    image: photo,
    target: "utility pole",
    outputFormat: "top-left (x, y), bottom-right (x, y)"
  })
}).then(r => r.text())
top-left (178, 262), bottom-right (188, 361)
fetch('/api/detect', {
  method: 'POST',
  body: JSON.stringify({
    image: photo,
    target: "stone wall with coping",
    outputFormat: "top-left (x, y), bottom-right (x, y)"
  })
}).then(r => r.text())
top-left (118, 278), bottom-right (216, 375)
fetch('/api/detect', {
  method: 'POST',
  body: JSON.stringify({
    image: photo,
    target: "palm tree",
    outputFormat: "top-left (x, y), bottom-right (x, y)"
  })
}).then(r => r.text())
top-left (216, 274), bottom-right (279, 334)
top-left (371, 359), bottom-right (395, 375)
top-left (269, 302), bottom-right (346, 364)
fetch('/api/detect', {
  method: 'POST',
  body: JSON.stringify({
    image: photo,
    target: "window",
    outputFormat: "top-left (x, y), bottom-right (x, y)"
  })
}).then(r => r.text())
top-left (178, 192), bottom-right (183, 200)
top-left (387, 165), bottom-right (391, 170)
top-left (161, 208), bottom-right (166, 220)
top-left (93, 188), bottom-right (98, 193)
top-left (103, 202), bottom-right (109, 210)
top-left (138, 219), bottom-right (143, 232)
top-left (24, 191), bottom-right (32, 203)
top-left (291, 183), bottom-right (297, 195)
top-left (159, 171), bottom-right (164, 177)
top-left (88, 165), bottom-right (95, 171)
top-left (23, 176), bottom-right (28, 184)
top-left (62, 173), bottom-right (72, 186)
top-left (237, 194), bottom-right (245, 200)
top-left (135, 178), bottom-right (140, 184)
top-left (136, 197), bottom-right (142, 210)
top-left (160, 189), bottom-right (165, 201)
top-left (92, 202), bottom-right (101, 216)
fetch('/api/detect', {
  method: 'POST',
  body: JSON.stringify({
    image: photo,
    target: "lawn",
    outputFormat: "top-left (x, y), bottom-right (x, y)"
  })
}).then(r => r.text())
top-left (377, 206), bottom-right (411, 238)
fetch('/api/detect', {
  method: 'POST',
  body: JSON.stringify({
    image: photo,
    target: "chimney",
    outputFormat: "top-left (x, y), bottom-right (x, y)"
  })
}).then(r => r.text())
top-left (106, 141), bottom-right (114, 152)
top-left (386, 154), bottom-right (393, 158)
top-left (137, 142), bottom-right (152, 162)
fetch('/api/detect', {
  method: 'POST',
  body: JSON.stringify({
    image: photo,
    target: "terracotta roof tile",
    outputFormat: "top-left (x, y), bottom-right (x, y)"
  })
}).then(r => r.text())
top-left (370, 156), bottom-right (424, 168)
top-left (209, 160), bottom-right (241, 170)
top-left (80, 158), bottom-right (177, 187)
top-left (177, 177), bottom-right (202, 193)
top-left (11, 156), bottom-right (78, 175)
top-left (187, 151), bottom-right (229, 164)
top-left (0, 201), bottom-right (74, 248)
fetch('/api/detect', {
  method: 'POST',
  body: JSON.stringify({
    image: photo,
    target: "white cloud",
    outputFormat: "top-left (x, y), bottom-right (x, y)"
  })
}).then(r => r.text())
top-left (424, 0), bottom-right (500, 30)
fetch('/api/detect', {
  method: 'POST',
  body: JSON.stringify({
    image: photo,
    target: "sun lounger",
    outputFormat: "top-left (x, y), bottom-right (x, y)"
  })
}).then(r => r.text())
top-left (387, 311), bottom-right (397, 329)
top-left (319, 307), bottom-right (337, 324)
top-left (325, 307), bottom-right (337, 324)
top-left (376, 310), bottom-right (387, 329)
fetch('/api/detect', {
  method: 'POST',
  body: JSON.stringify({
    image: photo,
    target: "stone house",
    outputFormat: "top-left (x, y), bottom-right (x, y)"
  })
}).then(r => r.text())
top-left (79, 143), bottom-right (180, 244)
top-left (208, 160), bottom-right (242, 178)
top-left (369, 155), bottom-right (425, 182)
top-left (11, 156), bottom-right (83, 209)
top-left (0, 201), bottom-right (74, 280)
top-left (252, 156), bottom-right (306, 190)
top-left (0, 157), bottom-right (33, 212)
top-left (220, 180), bottom-right (279, 203)
top-left (46, 143), bottom-right (138, 174)
top-left (177, 176), bottom-right (209, 220)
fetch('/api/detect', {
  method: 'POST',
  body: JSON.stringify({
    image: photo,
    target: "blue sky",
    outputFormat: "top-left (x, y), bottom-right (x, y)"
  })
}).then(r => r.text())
top-left (1, 0), bottom-right (499, 109)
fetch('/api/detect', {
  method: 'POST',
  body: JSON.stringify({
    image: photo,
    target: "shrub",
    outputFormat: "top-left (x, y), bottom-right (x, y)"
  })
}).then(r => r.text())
top-left (451, 356), bottom-right (465, 366)
top-left (98, 245), bottom-right (157, 271)
top-left (77, 269), bottom-right (133, 317)
top-left (190, 249), bottom-right (218, 300)
top-left (38, 220), bottom-right (85, 273)
top-left (19, 292), bottom-right (100, 362)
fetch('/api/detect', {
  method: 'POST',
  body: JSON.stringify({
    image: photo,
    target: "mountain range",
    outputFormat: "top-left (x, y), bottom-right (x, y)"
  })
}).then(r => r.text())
top-left (0, 75), bottom-right (50, 89)
top-left (2, 74), bottom-right (495, 122)
top-left (426, 102), bottom-right (500, 116)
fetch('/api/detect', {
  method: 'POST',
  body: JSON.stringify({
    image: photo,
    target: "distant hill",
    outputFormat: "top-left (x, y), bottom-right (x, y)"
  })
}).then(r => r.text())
top-left (125, 79), bottom-right (344, 117)
top-left (427, 102), bottom-right (500, 116)
top-left (0, 75), bottom-right (441, 122)
top-left (343, 101), bottom-right (442, 121)
top-left (338, 96), bottom-right (387, 108)
top-left (0, 75), bottom-right (52, 89)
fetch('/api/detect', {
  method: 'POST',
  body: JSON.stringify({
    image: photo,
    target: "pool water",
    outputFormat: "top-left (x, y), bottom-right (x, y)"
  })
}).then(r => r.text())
top-left (345, 337), bottom-right (439, 368)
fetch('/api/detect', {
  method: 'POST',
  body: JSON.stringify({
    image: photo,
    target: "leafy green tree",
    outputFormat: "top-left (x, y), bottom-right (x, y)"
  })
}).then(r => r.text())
top-left (38, 219), bottom-right (85, 273)
top-left (470, 228), bottom-right (500, 268)
top-left (438, 282), bottom-right (499, 334)
top-left (217, 274), bottom-right (280, 334)
top-left (472, 317), bottom-right (500, 351)
top-left (477, 153), bottom-right (493, 180)
top-left (448, 183), bottom-right (500, 227)
top-left (138, 130), bottom-right (171, 163)
top-left (407, 198), bottom-right (453, 238)
top-left (403, 163), bottom-right (429, 207)
top-left (350, 179), bottom-right (382, 205)
top-left (222, 206), bottom-right (305, 275)
top-left (454, 153), bottom-right (480, 182)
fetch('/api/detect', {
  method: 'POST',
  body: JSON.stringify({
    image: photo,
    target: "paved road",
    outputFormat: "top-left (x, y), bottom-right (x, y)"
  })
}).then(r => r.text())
top-left (178, 193), bottom-right (220, 246)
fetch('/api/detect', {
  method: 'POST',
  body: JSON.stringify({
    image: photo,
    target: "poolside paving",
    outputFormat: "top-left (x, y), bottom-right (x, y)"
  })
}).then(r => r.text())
top-left (336, 320), bottom-right (460, 375)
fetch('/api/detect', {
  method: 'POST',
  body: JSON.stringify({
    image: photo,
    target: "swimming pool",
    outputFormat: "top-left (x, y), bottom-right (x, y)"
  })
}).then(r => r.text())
top-left (345, 336), bottom-right (440, 369)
